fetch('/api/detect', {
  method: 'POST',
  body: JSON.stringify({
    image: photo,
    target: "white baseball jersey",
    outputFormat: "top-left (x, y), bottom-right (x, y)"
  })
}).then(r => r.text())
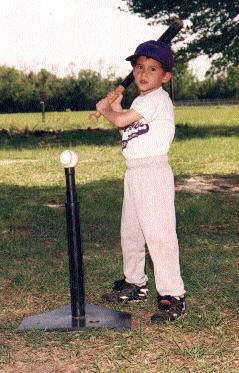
top-left (122, 87), bottom-right (175, 159)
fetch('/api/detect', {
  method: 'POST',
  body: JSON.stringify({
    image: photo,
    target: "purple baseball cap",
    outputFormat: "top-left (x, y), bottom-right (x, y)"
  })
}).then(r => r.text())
top-left (126, 40), bottom-right (173, 71)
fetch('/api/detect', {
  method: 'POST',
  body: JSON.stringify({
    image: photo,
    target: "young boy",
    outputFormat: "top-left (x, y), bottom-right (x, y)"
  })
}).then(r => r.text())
top-left (96, 40), bottom-right (185, 323)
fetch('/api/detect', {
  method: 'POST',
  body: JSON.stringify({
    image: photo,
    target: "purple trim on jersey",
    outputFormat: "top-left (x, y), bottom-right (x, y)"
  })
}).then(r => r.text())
top-left (122, 120), bottom-right (149, 150)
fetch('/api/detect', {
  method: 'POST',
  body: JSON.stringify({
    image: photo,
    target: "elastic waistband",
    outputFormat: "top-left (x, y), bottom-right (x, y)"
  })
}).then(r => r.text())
top-left (126, 155), bottom-right (168, 169)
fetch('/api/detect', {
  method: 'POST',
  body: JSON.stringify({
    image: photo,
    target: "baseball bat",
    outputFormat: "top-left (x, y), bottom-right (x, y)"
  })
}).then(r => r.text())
top-left (89, 19), bottom-right (183, 123)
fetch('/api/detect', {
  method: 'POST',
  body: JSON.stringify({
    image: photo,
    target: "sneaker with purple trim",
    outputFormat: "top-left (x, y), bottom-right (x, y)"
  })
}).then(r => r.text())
top-left (151, 295), bottom-right (185, 323)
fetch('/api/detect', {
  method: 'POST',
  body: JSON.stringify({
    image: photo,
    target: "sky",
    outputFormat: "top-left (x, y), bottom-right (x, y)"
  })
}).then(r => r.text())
top-left (0, 0), bottom-right (209, 79)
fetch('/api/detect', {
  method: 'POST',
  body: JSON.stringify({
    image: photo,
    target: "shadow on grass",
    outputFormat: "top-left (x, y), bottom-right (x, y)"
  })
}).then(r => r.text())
top-left (0, 128), bottom-right (121, 149)
top-left (0, 123), bottom-right (238, 149)
top-left (0, 176), bottom-right (238, 326)
top-left (175, 123), bottom-right (239, 140)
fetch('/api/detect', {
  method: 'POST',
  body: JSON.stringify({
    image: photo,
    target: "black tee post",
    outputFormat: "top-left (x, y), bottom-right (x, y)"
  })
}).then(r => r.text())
top-left (64, 166), bottom-right (86, 327)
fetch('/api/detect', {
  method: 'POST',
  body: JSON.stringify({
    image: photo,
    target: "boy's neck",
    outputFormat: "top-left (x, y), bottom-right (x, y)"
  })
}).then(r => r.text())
top-left (140, 85), bottom-right (162, 96)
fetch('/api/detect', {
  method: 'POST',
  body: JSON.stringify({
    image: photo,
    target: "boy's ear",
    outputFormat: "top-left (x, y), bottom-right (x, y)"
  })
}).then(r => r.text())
top-left (162, 72), bottom-right (171, 84)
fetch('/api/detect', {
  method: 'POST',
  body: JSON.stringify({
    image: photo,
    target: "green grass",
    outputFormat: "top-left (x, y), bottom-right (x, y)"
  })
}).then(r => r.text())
top-left (0, 106), bottom-right (238, 372)
top-left (175, 105), bottom-right (239, 126)
top-left (1, 105), bottom-right (238, 131)
top-left (0, 110), bottom-right (113, 131)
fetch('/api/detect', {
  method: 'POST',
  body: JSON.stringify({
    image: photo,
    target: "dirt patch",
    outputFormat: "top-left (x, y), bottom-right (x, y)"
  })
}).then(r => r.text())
top-left (176, 176), bottom-right (239, 195)
top-left (40, 239), bottom-right (58, 248)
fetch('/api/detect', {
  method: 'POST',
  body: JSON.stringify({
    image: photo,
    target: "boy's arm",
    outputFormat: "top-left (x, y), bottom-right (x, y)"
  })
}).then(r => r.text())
top-left (96, 97), bottom-right (143, 128)
top-left (105, 92), bottom-right (124, 137)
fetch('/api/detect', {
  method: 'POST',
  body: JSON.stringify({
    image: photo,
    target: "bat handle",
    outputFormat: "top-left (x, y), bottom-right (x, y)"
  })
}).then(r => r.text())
top-left (89, 111), bottom-right (101, 123)
top-left (89, 85), bottom-right (125, 123)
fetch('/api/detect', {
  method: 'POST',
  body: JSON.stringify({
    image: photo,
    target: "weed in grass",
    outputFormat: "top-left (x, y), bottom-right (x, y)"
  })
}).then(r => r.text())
top-left (0, 346), bottom-right (11, 364)
top-left (16, 329), bottom-right (48, 346)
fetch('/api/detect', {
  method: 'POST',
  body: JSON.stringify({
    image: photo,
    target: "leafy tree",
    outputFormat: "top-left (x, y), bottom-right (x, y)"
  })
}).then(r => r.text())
top-left (223, 65), bottom-right (239, 98)
top-left (0, 67), bottom-right (24, 112)
top-left (120, 1), bottom-right (239, 72)
top-left (198, 66), bottom-right (239, 99)
top-left (169, 62), bottom-right (199, 100)
top-left (35, 69), bottom-right (63, 110)
top-left (75, 69), bottom-right (116, 110)
top-left (0, 63), bottom-right (237, 113)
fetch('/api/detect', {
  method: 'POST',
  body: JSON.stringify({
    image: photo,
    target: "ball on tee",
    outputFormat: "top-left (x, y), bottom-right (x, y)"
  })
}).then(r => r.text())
top-left (60, 150), bottom-right (78, 168)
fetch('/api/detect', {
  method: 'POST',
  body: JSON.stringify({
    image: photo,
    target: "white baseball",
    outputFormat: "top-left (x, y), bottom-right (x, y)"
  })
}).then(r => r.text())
top-left (60, 150), bottom-right (78, 168)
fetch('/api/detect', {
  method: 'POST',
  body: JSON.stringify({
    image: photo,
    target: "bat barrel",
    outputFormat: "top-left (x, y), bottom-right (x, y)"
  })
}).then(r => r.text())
top-left (158, 19), bottom-right (183, 44)
top-left (121, 71), bottom-right (134, 89)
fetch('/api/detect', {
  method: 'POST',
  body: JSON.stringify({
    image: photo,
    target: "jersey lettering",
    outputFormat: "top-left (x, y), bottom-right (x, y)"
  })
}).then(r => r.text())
top-left (122, 120), bottom-right (149, 150)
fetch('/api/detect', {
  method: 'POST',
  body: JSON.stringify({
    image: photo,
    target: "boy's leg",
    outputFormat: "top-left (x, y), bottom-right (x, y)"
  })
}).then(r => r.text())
top-left (101, 169), bottom-right (149, 303)
top-left (132, 159), bottom-right (185, 297)
top-left (121, 169), bottom-right (148, 287)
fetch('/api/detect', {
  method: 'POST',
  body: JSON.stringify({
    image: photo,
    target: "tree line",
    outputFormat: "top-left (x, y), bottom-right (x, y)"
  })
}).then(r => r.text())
top-left (0, 63), bottom-right (238, 113)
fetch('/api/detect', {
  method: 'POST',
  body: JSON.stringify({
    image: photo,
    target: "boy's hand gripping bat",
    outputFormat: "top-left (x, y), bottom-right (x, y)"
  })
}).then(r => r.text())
top-left (89, 19), bottom-right (183, 123)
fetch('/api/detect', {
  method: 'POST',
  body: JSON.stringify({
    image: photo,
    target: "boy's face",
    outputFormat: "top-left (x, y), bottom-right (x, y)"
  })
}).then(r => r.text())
top-left (133, 56), bottom-right (171, 96)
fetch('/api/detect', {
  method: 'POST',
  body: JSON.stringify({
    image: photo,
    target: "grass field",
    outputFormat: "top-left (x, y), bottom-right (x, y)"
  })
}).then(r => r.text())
top-left (0, 106), bottom-right (238, 373)
top-left (1, 105), bottom-right (239, 130)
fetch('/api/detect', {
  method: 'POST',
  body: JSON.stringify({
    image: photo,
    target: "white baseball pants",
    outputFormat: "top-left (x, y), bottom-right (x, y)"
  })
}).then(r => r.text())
top-left (121, 155), bottom-right (185, 297)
